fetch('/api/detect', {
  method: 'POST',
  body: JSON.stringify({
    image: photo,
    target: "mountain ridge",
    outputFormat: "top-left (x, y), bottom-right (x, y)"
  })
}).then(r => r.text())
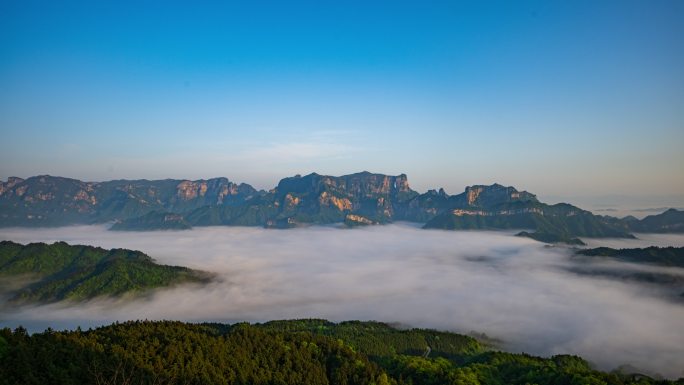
top-left (1, 173), bottom-right (682, 243)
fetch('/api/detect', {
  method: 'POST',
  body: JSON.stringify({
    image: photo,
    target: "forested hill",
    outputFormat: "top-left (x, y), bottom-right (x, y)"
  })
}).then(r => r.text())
top-left (577, 246), bottom-right (684, 267)
top-left (1, 319), bottom-right (680, 385)
top-left (0, 241), bottom-right (211, 304)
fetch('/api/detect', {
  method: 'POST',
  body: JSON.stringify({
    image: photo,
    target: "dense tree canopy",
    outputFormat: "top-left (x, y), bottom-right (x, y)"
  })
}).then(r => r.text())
top-left (2, 320), bottom-right (681, 385)
top-left (0, 241), bottom-right (211, 304)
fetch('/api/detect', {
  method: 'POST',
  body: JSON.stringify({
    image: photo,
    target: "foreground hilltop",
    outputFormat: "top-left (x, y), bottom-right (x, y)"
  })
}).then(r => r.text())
top-left (1, 173), bottom-right (682, 243)
top-left (2, 319), bottom-right (681, 384)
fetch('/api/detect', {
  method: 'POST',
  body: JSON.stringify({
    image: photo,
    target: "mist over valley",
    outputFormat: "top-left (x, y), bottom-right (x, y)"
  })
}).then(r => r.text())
top-left (2, 224), bottom-right (683, 378)
top-left (2, 1), bottom-right (683, 382)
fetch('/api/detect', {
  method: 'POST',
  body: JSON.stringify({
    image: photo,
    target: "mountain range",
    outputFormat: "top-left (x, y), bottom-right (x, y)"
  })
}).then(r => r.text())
top-left (1, 173), bottom-right (682, 244)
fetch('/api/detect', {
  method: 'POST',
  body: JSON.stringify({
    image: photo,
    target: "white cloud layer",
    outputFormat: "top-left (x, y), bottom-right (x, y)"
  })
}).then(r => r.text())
top-left (1, 225), bottom-right (683, 378)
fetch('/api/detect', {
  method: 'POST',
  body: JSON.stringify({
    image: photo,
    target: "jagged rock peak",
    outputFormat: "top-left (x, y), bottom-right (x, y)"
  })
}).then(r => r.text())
top-left (463, 183), bottom-right (538, 207)
top-left (275, 172), bottom-right (416, 196)
top-left (5, 176), bottom-right (25, 184)
top-left (426, 188), bottom-right (449, 197)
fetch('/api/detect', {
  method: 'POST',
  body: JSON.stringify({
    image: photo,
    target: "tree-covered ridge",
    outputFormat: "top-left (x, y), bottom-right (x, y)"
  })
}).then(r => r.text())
top-left (577, 246), bottom-right (684, 267)
top-left (423, 201), bottom-right (634, 245)
top-left (629, 209), bottom-right (684, 233)
top-left (1, 320), bottom-right (681, 385)
top-left (0, 320), bottom-right (387, 385)
top-left (109, 210), bottom-right (192, 231)
top-left (258, 319), bottom-right (484, 360)
top-left (0, 241), bottom-right (211, 303)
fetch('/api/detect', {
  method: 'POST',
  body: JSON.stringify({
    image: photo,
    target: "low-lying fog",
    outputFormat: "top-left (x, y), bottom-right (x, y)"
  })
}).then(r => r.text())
top-left (1, 224), bottom-right (684, 378)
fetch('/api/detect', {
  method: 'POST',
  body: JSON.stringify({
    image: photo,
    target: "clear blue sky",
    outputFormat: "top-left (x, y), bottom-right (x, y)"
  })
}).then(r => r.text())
top-left (1, 0), bottom-right (682, 200)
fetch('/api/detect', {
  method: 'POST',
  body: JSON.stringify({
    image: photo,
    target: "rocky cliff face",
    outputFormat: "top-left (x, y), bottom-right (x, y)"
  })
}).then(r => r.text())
top-left (173, 178), bottom-right (256, 206)
top-left (461, 184), bottom-right (538, 207)
top-left (270, 172), bottom-right (419, 223)
top-left (0, 176), bottom-right (102, 225)
top-left (344, 214), bottom-right (378, 226)
top-left (275, 172), bottom-right (415, 199)
top-left (0, 177), bottom-right (25, 196)
top-left (399, 184), bottom-right (538, 222)
top-left (0, 175), bottom-right (258, 226)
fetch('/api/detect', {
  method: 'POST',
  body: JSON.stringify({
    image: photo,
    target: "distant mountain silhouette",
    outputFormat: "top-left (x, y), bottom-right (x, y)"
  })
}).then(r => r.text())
top-left (1, 173), bottom-right (682, 243)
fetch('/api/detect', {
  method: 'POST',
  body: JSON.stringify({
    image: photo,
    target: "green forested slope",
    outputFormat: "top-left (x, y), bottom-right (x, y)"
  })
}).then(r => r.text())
top-left (109, 211), bottom-right (192, 231)
top-left (577, 246), bottom-right (684, 267)
top-left (424, 201), bottom-right (634, 244)
top-left (629, 209), bottom-right (684, 233)
top-left (0, 241), bottom-right (211, 303)
top-left (1, 320), bottom-right (681, 385)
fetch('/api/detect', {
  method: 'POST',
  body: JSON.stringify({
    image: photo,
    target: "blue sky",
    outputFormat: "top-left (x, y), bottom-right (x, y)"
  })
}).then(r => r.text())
top-left (1, 1), bottom-right (682, 201)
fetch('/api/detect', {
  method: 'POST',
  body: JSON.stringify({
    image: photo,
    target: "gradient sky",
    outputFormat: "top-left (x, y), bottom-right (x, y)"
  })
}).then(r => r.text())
top-left (1, 1), bottom-right (683, 202)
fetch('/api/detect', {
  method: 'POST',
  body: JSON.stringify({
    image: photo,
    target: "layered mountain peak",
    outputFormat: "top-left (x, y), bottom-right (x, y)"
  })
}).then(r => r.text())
top-left (266, 172), bottom-right (420, 225)
top-left (174, 177), bottom-right (256, 203)
top-left (0, 177), bottom-right (25, 195)
top-left (426, 188), bottom-right (449, 197)
top-left (5, 176), bottom-right (24, 184)
top-left (275, 172), bottom-right (417, 199)
top-left (463, 183), bottom-right (538, 207)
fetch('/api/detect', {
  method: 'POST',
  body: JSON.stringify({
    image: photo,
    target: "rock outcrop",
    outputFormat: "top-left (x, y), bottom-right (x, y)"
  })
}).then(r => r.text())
top-left (344, 214), bottom-right (379, 227)
top-left (270, 172), bottom-right (419, 224)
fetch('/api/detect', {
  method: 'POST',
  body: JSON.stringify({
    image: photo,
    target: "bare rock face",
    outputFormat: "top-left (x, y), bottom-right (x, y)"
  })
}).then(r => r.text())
top-left (466, 187), bottom-right (482, 206)
top-left (170, 178), bottom-right (257, 207)
top-left (15, 185), bottom-right (28, 197)
top-left (344, 214), bottom-right (378, 226)
top-left (318, 191), bottom-right (352, 211)
top-left (462, 184), bottom-right (537, 207)
top-left (284, 193), bottom-right (301, 208)
top-left (74, 189), bottom-right (97, 205)
top-left (271, 172), bottom-right (419, 224)
top-left (394, 174), bottom-right (412, 193)
top-left (176, 181), bottom-right (205, 200)
top-left (0, 177), bottom-right (24, 196)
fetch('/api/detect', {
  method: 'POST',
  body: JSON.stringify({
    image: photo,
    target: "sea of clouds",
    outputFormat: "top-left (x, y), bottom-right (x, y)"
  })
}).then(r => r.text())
top-left (1, 224), bottom-right (683, 378)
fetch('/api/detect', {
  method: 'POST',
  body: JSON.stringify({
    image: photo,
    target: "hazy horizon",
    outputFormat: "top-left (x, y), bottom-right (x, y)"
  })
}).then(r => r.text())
top-left (2, 1), bottom-right (683, 197)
